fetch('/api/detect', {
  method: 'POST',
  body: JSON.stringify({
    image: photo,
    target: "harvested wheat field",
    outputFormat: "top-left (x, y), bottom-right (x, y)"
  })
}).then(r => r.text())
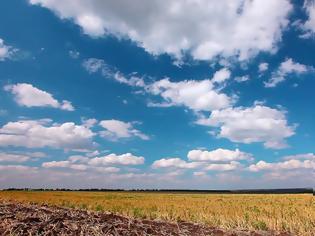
top-left (0, 202), bottom-right (293, 236)
top-left (0, 191), bottom-right (314, 235)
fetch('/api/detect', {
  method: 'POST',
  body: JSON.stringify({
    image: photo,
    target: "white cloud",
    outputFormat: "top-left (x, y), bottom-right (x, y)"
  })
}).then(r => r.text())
top-left (299, 1), bottom-right (315, 38)
top-left (0, 151), bottom-right (46, 163)
top-left (196, 105), bottom-right (295, 149)
top-left (211, 68), bottom-right (231, 84)
top-left (82, 118), bottom-right (98, 128)
top-left (82, 58), bottom-right (145, 87)
top-left (152, 158), bottom-right (202, 169)
top-left (29, 0), bottom-right (292, 62)
top-left (82, 58), bottom-right (234, 112)
top-left (86, 150), bottom-right (101, 157)
top-left (82, 58), bottom-right (107, 73)
top-left (60, 100), bottom-right (74, 111)
top-left (0, 38), bottom-right (17, 61)
top-left (279, 58), bottom-right (309, 73)
top-left (152, 157), bottom-right (242, 171)
top-left (42, 160), bottom-right (71, 168)
top-left (205, 161), bottom-right (242, 171)
top-left (258, 62), bottom-right (269, 73)
top-left (114, 73), bottom-right (145, 87)
top-left (66, 164), bottom-right (89, 171)
top-left (247, 155), bottom-right (315, 178)
top-left (68, 155), bottom-right (90, 163)
top-left (264, 58), bottom-right (312, 88)
top-left (4, 83), bottom-right (74, 111)
top-left (249, 159), bottom-right (315, 172)
top-left (0, 165), bottom-right (37, 171)
top-left (93, 166), bottom-right (120, 173)
top-left (88, 153), bottom-right (145, 166)
top-left (146, 78), bottom-right (233, 112)
top-left (42, 152), bottom-right (136, 172)
top-left (0, 153), bottom-right (31, 163)
top-left (152, 148), bottom-right (251, 172)
top-left (282, 153), bottom-right (315, 161)
top-left (0, 119), bottom-right (95, 150)
top-left (235, 75), bottom-right (250, 83)
top-left (42, 160), bottom-right (120, 172)
top-left (188, 148), bottom-right (253, 162)
top-left (99, 119), bottom-right (149, 141)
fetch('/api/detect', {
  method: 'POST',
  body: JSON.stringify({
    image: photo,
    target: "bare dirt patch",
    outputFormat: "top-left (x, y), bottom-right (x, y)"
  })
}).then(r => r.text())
top-left (0, 202), bottom-right (292, 235)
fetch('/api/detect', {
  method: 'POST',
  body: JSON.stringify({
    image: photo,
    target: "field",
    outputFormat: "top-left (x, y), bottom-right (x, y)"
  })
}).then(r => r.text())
top-left (0, 191), bottom-right (314, 235)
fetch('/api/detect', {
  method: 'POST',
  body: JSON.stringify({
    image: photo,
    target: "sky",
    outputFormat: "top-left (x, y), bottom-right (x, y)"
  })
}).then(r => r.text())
top-left (0, 0), bottom-right (314, 189)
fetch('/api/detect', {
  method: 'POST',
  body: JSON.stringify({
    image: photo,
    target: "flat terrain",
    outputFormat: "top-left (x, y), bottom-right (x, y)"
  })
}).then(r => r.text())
top-left (0, 191), bottom-right (314, 235)
top-left (0, 202), bottom-right (292, 235)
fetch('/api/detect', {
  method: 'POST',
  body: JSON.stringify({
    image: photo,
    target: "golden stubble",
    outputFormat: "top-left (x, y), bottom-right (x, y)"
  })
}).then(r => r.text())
top-left (0, 191), bottom-right (314, 235)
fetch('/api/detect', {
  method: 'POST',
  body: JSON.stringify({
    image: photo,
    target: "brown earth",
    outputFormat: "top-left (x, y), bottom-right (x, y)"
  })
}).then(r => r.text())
top-left (0, 202), bottom-right (292, 236)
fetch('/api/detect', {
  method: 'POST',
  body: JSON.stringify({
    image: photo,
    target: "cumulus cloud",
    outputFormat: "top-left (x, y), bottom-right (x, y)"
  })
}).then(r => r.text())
top-left (68, 155), bottom-right (90, 164)
top-left (82, 58), bottom-right (235, 112)
top-left (4, 83), bottom-right (74, 111)
top-left (249, 159), bottom-right (315, 172)
top-left (93, 166), bottom-right (121, 173)
top-left (0, 153), bottom-right (31, 163)
top-left (196, 105), bottom-right (295, 149)
top-left (235, 75), bottom-right (250, 83)
top-left (282, 153), bottom-right (315, 161)
top-left (152, 157), bottom-right (243, 172)
top-left (0, 119), bottom-right (95, 150)
top-left (82, 118), bottom-right (98, 128)
top-left (299, 1), bottom-right (315, 38)
top-left (0, 151), bottom-right (46, 163)
top-left (0, 165), bottom-right (38, 171)
top-left (60, 100), bottom-right (74, 111)
top-left (86, 150), bottom-right (101, 157)
top-left (248, 154), bottom-right (315, 175)
top-left (43, 160), bottom-right (73, 168)
top-left (1, 162), bottom-right (313, 188)
top-left (188, 148), bottom-right (253, 162)
top-left (88, 153), bottom-right (145, 166)
top-left (114, 73), bottom-right (145, 87)
top-left (29, 0), bottom-right (292, 62)
top-left (152, 148), bottom-right (252, 172)
top-left (211, 68), bottom-right (231, 84)
top-left (258, 62), bottom-right (269, 73)
top-left (205, 161), bottom-right (242, 171)
top-left (42, 160), bottom-right (120, 172)
top-left (264, 58), bottom-right (312, 88)
top-left (0, 38), bottom-right (17, 61)
top-left (99, 119), bottom-right (149, 141)
top-left (151, 158), bottom-right (202, 169)
top-left (42, 152), bottom-right (145, 173)
top-left (146, 78), bottom-right (233, 112)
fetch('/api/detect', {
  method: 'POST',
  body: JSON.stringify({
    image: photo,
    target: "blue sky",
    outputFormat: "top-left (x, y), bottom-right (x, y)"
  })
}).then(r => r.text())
top-left (0, 0), bottom-right (314, 189)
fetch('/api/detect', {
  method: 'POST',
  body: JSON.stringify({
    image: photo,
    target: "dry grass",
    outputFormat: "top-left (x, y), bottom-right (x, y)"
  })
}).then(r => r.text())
top-left (0, 191), bottom-right (314, 235)
top-left (2, 202), bottom-right (277, 236)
